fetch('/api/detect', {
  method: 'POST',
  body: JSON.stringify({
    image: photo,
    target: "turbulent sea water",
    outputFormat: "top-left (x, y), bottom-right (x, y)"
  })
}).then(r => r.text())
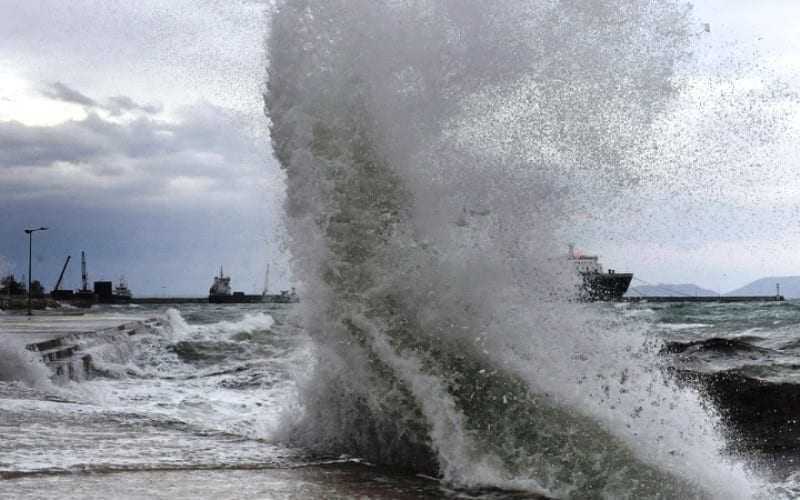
top-left (2, 0), bottom-right (795, 498)
top-left (1, 303), bottom-right (800, 499)
top-left (262, 1), bottom-right (796, 498)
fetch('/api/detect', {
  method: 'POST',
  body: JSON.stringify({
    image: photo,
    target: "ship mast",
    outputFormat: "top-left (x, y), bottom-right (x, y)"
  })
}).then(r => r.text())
top-left (263, 264), bottom-right (270, 296)
top-left (81, 251), bottom-right (89, 292)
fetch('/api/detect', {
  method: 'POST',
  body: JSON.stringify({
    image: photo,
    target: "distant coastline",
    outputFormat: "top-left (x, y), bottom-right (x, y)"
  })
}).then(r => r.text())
top-left (627, 276), bottom-right (800, 300)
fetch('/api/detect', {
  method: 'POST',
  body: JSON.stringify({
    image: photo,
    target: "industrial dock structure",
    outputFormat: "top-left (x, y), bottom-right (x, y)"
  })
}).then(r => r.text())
top-left (8, 243), bottom-right (784, 310)
top-left (1, 254), bottom-right (300, 310)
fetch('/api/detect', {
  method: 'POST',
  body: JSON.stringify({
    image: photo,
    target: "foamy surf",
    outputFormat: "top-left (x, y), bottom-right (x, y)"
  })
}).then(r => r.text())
top-left (163, 308), bottom-right (275, 339)
top-left (0, 336), bottom-right (56, 389)
top-left (0, 305), bottom-right (305, 484)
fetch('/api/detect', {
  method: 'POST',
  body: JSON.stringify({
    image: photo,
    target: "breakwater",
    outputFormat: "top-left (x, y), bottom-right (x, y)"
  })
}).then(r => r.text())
top-left (624, 295), bottom-right (785, 303)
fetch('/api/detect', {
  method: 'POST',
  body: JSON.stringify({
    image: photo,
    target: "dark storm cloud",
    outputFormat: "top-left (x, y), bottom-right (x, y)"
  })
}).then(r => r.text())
top-left (41, 81), bottom-right (97, 106)
top-left (0, 1), bottom-right (282, 295)
top-left (0, 112), bottom-right (174, 168)
top-left (0, 118), bottom-right (107, 167)
top-left (0, 98), bottom-right (272, 212)
top-left (0, 97), bottom-right (284, 295)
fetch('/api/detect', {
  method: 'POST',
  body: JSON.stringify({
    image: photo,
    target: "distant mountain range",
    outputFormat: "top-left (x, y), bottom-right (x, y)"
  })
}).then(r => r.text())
top-left (625, 276), bottom-right (800, 299)
top-left (725, 276), bottom-right (800, 299)
top-left (625, 283), bottom-right (719, 298)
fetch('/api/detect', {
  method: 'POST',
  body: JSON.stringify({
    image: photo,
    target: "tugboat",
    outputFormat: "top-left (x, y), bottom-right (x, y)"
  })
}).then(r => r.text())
top-left (568, 244), bottom-right (633, 301)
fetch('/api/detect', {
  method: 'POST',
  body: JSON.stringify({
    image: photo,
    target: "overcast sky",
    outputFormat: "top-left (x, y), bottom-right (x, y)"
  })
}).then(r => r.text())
top-left (0, 0), bottom-right (288, 296)
top-left (1, 1), bottom-right (799, 295)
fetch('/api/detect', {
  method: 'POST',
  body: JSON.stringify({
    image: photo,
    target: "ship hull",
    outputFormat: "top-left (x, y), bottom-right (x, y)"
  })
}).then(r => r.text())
top-left (72, 291), bottom-right (97, 308)
top-left (209, 294), bottom-right (264, 304)
top-left (208, 294), bottom-right (299, 304)
top-left (580, 272), bottom-right (633, 301)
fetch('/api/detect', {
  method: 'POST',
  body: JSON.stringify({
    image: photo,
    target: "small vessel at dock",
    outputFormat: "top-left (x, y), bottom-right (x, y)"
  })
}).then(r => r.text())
top-left (113, 277), bottom-right (133, 302)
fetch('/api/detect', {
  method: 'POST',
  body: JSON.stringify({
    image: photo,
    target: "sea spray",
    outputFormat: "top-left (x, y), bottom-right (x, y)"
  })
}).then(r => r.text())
top-left (0, 337), bottom-right (54, 388)
top-left (266, 1), bottom-right (760, 496)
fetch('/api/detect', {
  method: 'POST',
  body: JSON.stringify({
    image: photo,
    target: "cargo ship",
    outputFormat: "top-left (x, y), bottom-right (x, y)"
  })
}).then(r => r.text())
top-left (209, 267), bottom-right (263, 303)
top-left (209, 267), bottom-right (299, 304)
top-left (568, 244), bottom-right (633, 301)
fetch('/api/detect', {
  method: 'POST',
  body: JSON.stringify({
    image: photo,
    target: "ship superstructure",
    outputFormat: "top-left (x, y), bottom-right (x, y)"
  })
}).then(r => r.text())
top-left (114, 276), bottom-right (133, 301)
top-left (568, 244), bottom-right (633, 301)
top-left (209, 266), bottom-right (232, 296)
top-left (208, 266), bottom-right (263, 303)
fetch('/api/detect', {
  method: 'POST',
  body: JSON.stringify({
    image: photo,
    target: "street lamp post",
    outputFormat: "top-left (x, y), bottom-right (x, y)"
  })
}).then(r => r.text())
top-left (24, 227), bottom-right (48, 316)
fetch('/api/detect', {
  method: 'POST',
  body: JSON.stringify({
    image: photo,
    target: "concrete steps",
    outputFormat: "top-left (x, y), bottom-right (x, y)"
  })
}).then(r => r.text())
top-left (23, 318), bottom-right (165, 381)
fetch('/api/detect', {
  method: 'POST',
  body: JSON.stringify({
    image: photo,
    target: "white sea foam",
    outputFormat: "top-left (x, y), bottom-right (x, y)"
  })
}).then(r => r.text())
top-left (52, 309), bottom-right (294, 442)
top-left (0, 336), bottom-right (54, 389)
top-left (659, 322), bottom-right (713, 330)
top-left (162, 308), bottom-right (275, 340)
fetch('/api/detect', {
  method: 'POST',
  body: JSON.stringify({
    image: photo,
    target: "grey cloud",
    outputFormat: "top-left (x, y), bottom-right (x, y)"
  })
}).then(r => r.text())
top-left (0, 118), bottom-right (108, 167)
top-left (0, 108), bottom-right (207, 169)
top-left (41, 81), bottom-right (163, 116)
top-left (41, 81), bottom-right (97, 106)
top-left (2, 1), bottom-right (268, 115)
top-left (0, 111), bottom-right (180, 168)
top-left (106, 95), bottom-right (163, 116)
top-left (0, 101), bottom-right (272, 208)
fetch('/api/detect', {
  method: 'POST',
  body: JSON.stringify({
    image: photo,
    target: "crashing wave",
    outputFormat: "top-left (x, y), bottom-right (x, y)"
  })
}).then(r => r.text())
top-left (266, 1), bottom-right (761, 497)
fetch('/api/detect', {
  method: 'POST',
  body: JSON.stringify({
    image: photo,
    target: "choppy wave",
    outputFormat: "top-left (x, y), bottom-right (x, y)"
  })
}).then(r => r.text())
top-left (266, 1), bottom-right (763, 497)
top-left (664, 337), bottom-right (772, 355)
top-left (673, 369), bottom-right (800, 464)
top-left (1, 307), bottom-right (298, 468)
top-left (164, 308), bottom-right (275, 339)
